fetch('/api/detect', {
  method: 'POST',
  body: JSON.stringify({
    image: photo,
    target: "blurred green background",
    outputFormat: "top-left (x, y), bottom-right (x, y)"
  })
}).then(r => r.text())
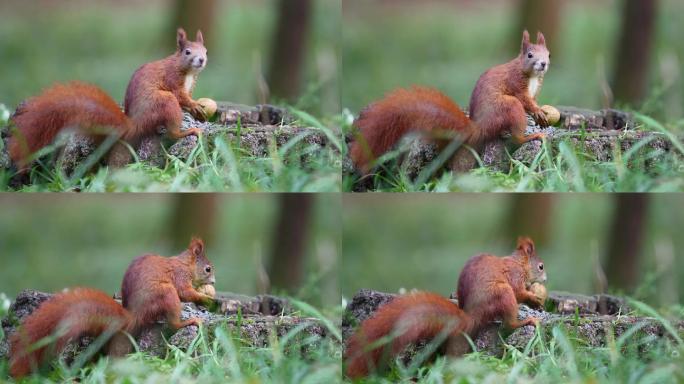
top-left (342, 0), bottom-right (684, 123)
top-left (0, 194), bottom-right (340, 309)
top-left (341, 194), bottom-right (683, 307)
top-left (0, 0), bottom-right (340, 116)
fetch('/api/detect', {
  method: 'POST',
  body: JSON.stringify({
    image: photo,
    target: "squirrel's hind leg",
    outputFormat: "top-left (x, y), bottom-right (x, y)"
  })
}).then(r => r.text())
top-left (155, 96), bottom-right (202, 140)
top-left (500, 96), bottom-right (546, 145)
top-left (499, 289), bottom-right (540, 330)
top-left (158, 289), bottom-right (203, 330)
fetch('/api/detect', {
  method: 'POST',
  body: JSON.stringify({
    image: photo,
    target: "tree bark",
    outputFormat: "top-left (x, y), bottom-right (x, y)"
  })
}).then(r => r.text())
top-left (169, 194), bottom-right (219, 249)
top-left (515, 0), bottom-right (562, 54)
top-left (506, 193), bottom-right (554, 246)
top-left (612, 0), bottom-right (658, 105)
top-left (267, 0), bottom-right (313, 101)
top-left (604, 194), bottom-right (650, 292)
top-left (267, 194), bottom-right (314, 293)
top-left (170, 0), bottom-right (218, 50)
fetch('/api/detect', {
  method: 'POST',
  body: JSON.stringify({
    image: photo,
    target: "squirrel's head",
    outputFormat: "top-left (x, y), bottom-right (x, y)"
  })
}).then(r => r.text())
top-left (176, 28), bottom-right (208, 73)
top-left (185, 237), bottom-right (215, 287)
top-left (520, 30), bottom-right (550, 77)
top-left (514, 236), bottom-right (547, 284)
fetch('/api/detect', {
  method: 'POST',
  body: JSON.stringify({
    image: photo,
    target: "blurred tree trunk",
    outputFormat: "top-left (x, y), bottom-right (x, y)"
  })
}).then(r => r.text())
top-left (612, 0), bottom-right (658, 105)
top-left (515, 0), bottom-right (562, 54)
top-left (267, 194), bottom-right (314, 293)
top-left (506, 194), bottom-right (554, 246)
top-left (267, 0), bottom-right (313, 101)
top-left (604, 194), bottom-right (650, 292)
top-left (170, 194), bottom-right (218, 249)
top-left (170, 0), bottom-right (218, 50)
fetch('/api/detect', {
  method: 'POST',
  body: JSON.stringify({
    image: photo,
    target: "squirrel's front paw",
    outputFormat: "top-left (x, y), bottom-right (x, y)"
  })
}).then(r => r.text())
top-left (186, 127), bottom-right (203, 137)
top-left (190, 104), bottom-right (208, 122)
top-left (187, 317), bottom-right (203, 327)
top-left (532, 109), bottom-right (549, 127)
top-left (530, 296), bottom-right (545, 309)
top-left (526, 317), bottom-right (541, 328)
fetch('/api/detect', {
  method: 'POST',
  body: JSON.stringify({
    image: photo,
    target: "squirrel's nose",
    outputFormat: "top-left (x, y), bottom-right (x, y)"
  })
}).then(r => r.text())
top-left (199, 58), bottom-right (205, 65)
top-left (540, 62), bottom-right (547, 69)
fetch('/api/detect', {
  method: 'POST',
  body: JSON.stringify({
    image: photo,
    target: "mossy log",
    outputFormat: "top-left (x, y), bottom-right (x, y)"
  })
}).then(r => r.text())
top-left (0, 289), bottom-right (331, 365)
top-left (343, 289), bottom-right (683, 365)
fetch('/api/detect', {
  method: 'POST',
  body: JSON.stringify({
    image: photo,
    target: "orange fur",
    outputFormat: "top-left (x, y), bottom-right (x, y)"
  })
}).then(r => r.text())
top-left (344, 237), bottom-right (547, 378)
top-left (123, 28), bottom-right (207, 143)
top-left (8, 237), bottom-right (215, 378)
top-left (350, 31), bottom-right (550, 173)
top-left (350, 86), bottom-right (476, 173)
top-left (8, 28), bottom-right (207, 170)
top-left (345, 292), bottom-right (474, 379)
top-left (456, 237), bottom-right (546, 331)
top-left (9, 288), bottom-right (132, 377)
top-left (121, 237), bottom-right (214, 331)
top-left (8, 82), bottom-right (132, 170)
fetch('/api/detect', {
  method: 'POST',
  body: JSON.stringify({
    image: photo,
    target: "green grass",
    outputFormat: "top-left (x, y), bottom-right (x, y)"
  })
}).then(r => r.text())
top-left (0, 295), bottom-right (343, 383)
top-left (4, 295), bottom-right (684, 383)
top-left (343, 300), bottom-right (684, 383)
top-left (0, 111), bottom-right (341, 192)
top-left (364, 327), bottom-right (684, 383)
top-left (342, 114), bottom-right (684, 192)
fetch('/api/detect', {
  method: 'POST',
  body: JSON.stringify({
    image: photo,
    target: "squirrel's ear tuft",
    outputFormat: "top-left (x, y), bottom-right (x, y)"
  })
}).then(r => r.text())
top-left (516, 237), bottom-right (535, 257)
top-left (189, 237), bottom-right (204, 258)
top-left (177, 28), bottom-right (188, 50)
top-left (536, 31), bottom-right (546, 46)
top-left (521, 30), bottom-right (531, 52)
top-left (196, 30), bottom-right (204, 45)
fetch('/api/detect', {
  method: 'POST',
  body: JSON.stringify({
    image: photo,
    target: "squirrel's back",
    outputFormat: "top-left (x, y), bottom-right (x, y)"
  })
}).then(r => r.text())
top-left (9, 287), bottom-right (131, 377)
top-left (121, 254), bottom-right (170, 308)
top-left (457, 237), bottom-right (544, 321)
top-left (344, 291), bottom-right (473, 379)
top-left (124, 57), bottom-right (175, 115)
top-left (122, 54), bottom-right (196, 141)
top-left (456, 253), bottom-right (503, 311)
top-left (468, 59), bottom-right (529, 139)
top-left (8, 81), bottom-right (130, 168)
top-left (350, 86), bottom-right (475, 172)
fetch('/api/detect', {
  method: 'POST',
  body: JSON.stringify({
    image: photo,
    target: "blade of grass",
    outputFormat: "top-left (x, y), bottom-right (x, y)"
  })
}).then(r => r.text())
top-left (289, 298), bottom-right (341, 342)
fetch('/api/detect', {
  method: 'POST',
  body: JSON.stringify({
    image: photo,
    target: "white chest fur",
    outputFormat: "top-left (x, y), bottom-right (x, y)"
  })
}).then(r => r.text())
top-left (184, 74), bottom-right (195, 94)
top-left (528, 76), bottom-right (540, 98)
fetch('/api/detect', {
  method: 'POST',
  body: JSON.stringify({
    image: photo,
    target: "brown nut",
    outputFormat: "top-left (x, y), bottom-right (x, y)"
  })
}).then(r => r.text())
top-left (540, 105), bottom-right (561, 126)
top-left (530, 282), bottom-right (548, 304)
top-left (197, 284), bottom-right (216, 298)
top-left (197, 98), bottom-right (218, 119)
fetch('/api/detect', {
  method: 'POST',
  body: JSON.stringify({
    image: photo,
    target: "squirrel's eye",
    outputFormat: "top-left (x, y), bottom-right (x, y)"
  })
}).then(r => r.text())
top-left (205, 266), bottom-right (212, 273)
top-left (538, 263), bottom-right (544, 271)
top-left (527, 52), bottom-right (534, 59)
top-left (185, 49), bottom-right (191, 55)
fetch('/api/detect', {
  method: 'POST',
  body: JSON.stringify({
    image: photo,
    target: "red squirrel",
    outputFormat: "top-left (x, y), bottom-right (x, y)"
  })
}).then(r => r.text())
top-left (344, 237), bottom-right (547, 379)
top-left (8, 28), bottom-right (208, 170)
top-left (8, 237), bottom-right (215, 378)
top-left (350, 30), bottom-right (550, 173)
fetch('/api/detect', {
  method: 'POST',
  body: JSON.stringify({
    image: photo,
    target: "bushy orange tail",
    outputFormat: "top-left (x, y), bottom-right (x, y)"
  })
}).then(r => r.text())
top-left (8, 81), bottom-right (131, 169)
top-left (9, 287), bottom-right (132, 378)
top-left (350, 87), bottom-right (476, 173)
top-left (344, 292), bottom-right (474, 379)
